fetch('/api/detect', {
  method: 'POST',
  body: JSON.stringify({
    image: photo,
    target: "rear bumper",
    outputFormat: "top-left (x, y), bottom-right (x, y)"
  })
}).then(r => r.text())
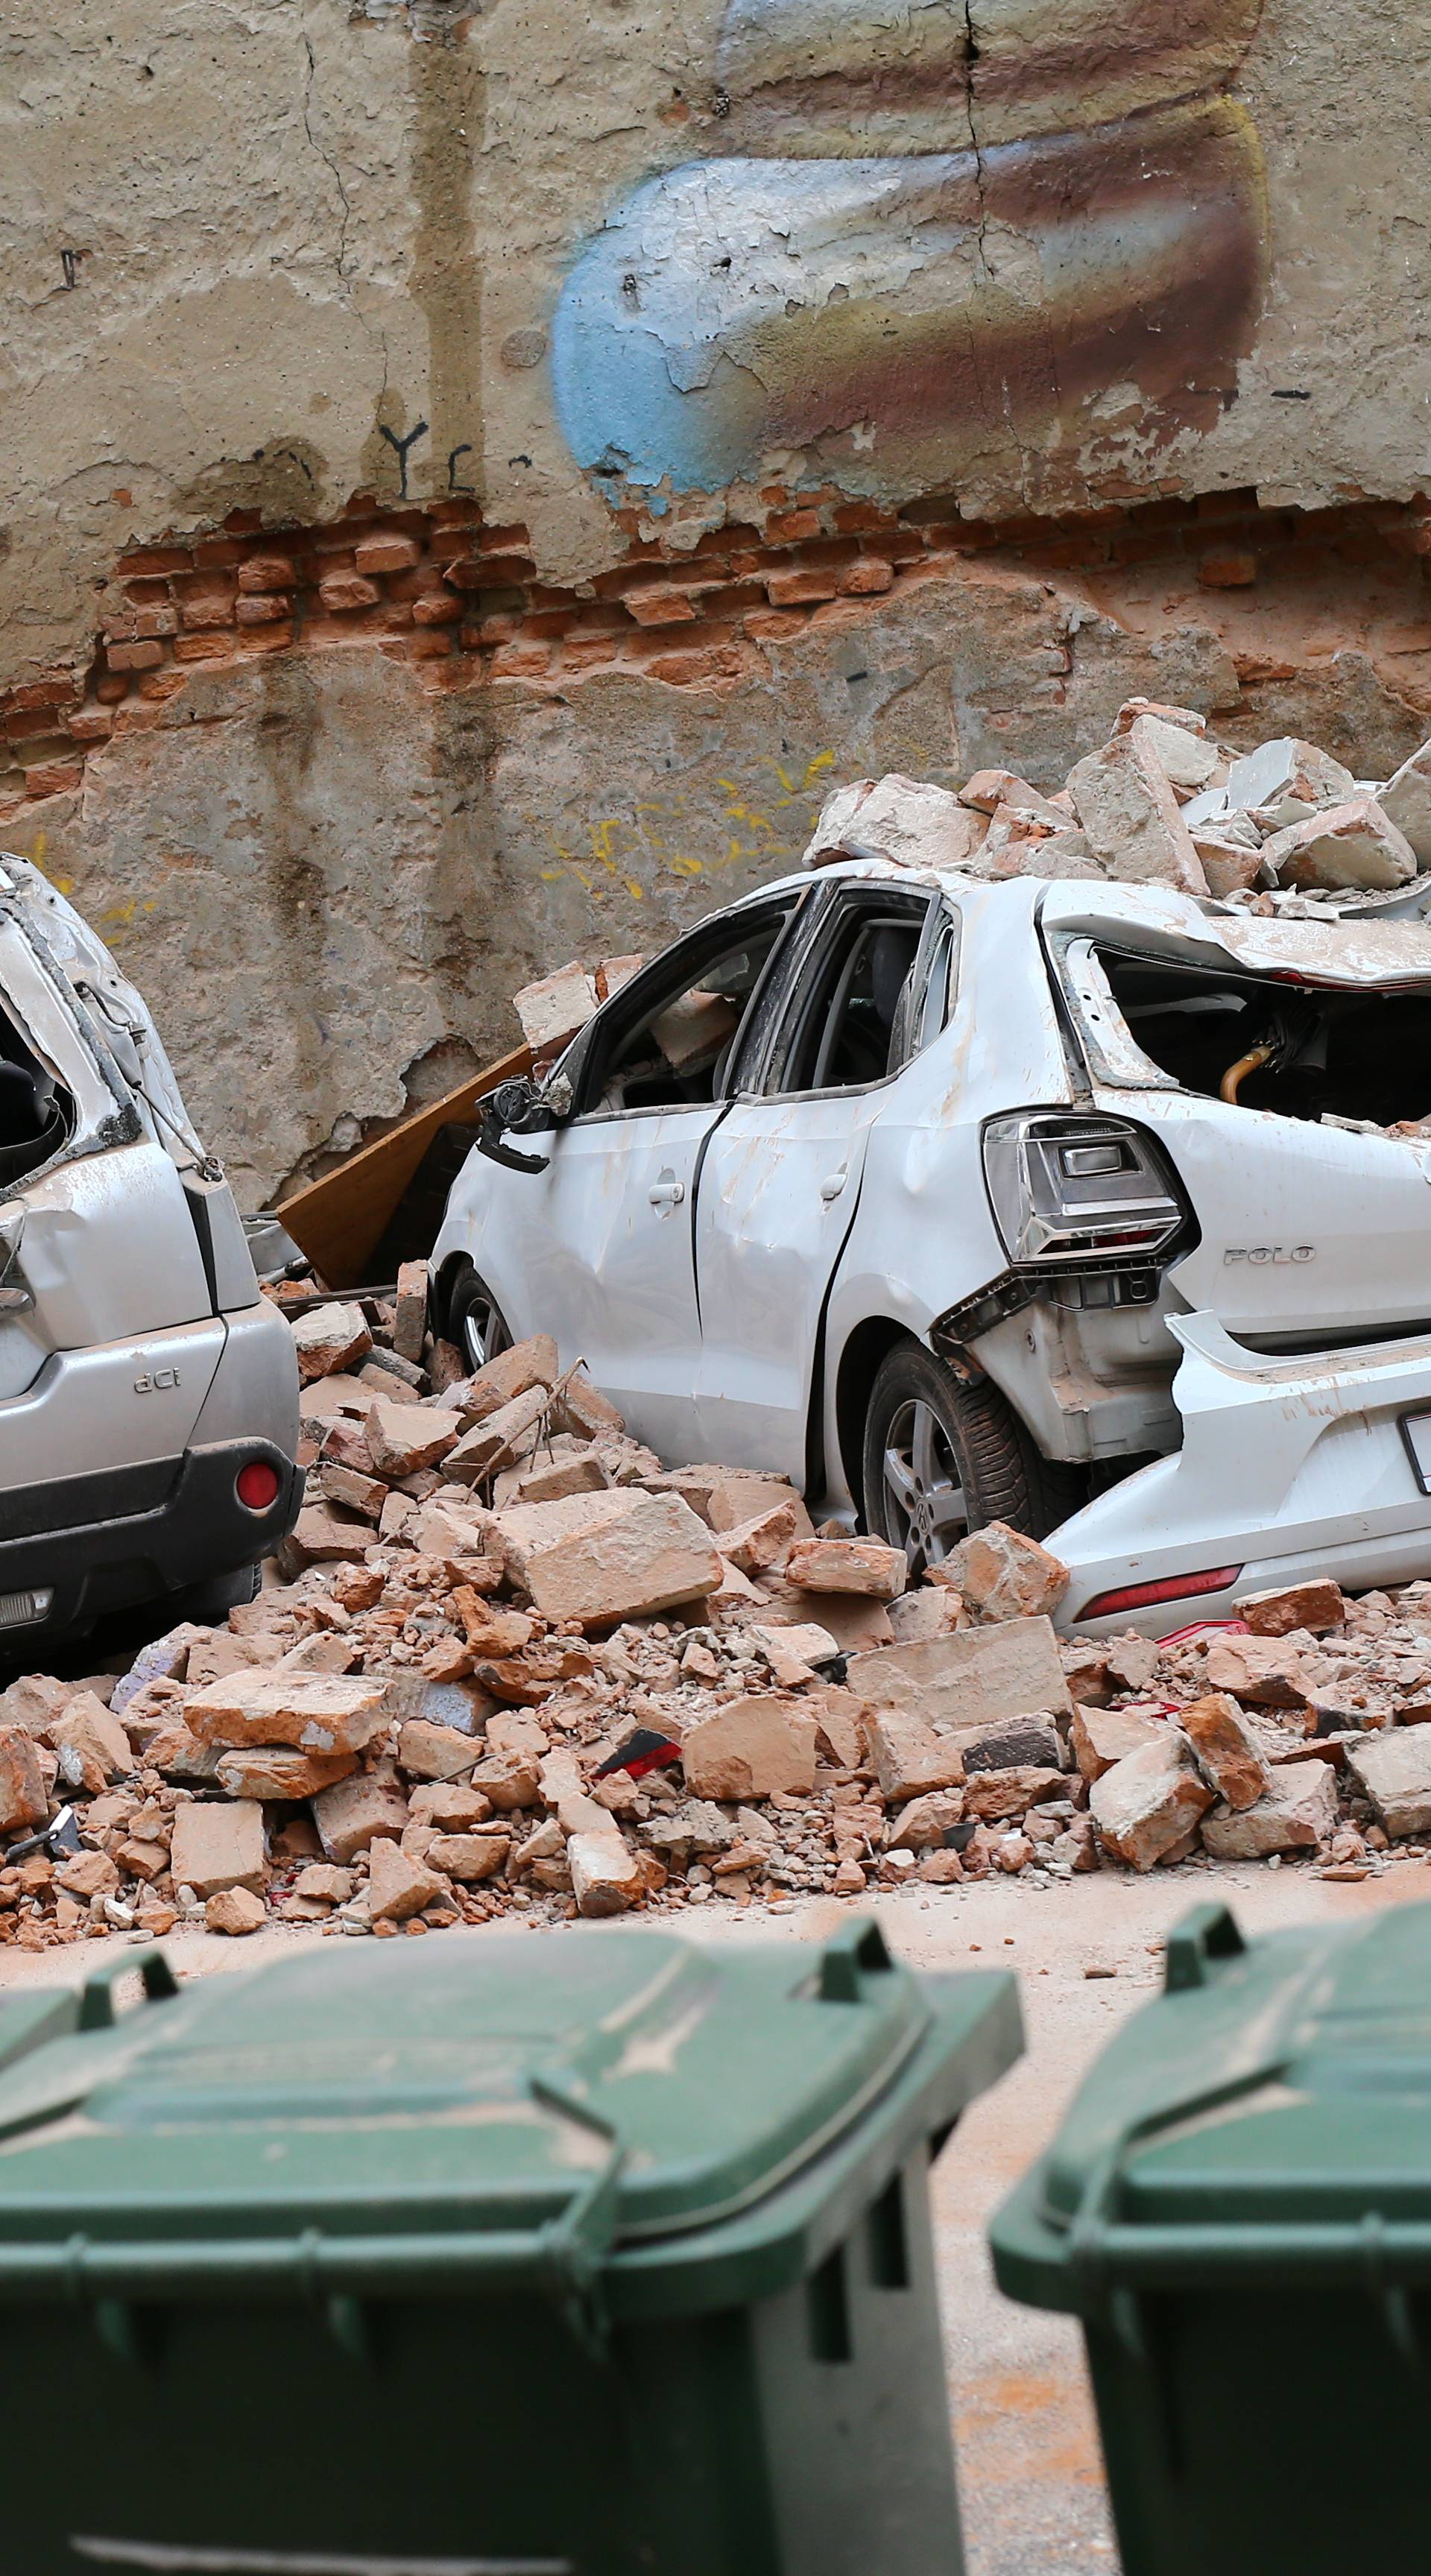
top-left (0, 1436), bottom-right (303, 1640)
top-left (1052, 1312), bottom-right (1431, 1636)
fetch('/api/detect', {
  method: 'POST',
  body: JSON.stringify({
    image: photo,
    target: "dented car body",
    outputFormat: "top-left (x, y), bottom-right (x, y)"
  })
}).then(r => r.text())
top-left (432, 856), bottom-right (1431, 1635)
top-left (0, 856), bottom-right (301, 1645)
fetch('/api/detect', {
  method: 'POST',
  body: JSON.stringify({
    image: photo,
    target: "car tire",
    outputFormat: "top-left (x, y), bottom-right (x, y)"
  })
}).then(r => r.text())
top-left (861, 1339), bottom-right (1083, 1577)
top-left (447, 1267), bottom-right (513, 1377)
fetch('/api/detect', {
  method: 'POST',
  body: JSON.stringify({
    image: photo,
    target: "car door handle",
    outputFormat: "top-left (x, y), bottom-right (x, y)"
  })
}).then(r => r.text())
top-left (648, 1179), bottom-right (685, 1208)
top-left (820, 1167), bottom-right (848, 1201)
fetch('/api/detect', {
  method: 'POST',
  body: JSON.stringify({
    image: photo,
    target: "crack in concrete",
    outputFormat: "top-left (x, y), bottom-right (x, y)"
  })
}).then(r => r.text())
top-left (302, 32), bottom-right (354, 288)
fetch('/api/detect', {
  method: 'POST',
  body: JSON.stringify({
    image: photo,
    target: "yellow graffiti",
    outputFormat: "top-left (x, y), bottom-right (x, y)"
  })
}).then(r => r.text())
top-left (533, 748), bottom-right (835, 915)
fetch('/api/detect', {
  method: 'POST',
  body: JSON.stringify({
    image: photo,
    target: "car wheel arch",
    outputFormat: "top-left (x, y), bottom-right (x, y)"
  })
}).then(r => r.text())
top-left (830, 1316), bottom-right (915, 1519)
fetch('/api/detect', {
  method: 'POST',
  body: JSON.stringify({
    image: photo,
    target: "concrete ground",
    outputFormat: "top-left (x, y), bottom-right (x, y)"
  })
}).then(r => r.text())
top-left (4, 1852), bottom-right (1429, 2572)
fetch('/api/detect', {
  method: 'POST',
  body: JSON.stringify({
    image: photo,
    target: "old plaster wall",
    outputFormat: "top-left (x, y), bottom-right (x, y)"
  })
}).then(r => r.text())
top-left (2, 0), bottom-right (1431, 1199)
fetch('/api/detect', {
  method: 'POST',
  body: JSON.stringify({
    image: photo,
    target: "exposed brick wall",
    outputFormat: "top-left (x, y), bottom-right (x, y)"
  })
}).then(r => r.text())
top-left (4, 483), bottom-right (1430, 815)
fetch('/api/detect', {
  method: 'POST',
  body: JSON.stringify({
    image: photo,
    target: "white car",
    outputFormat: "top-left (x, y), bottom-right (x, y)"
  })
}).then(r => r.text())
top-left (431, 856), bottom-right (1431, 1635)
top-left (0, 855), bottom-right (300, 1649)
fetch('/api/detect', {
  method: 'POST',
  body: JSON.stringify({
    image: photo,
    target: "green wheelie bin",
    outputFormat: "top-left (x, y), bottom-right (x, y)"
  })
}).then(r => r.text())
top-left (991, 1895), bottom-right (1431, 2575)
top-left (0, 1918), bottom-right (1019, 2575)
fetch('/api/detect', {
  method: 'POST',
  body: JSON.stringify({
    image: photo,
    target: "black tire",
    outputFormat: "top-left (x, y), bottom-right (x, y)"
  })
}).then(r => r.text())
top-left (447, 1266), bottom-right (513, 1376)
top-left (861, 1338), bottom-right (1084, 1577)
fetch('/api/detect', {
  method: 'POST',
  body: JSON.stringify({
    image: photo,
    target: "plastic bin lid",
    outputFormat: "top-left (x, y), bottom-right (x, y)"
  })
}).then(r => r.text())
top-left (0, 1923), bottom-right (1017, 2317)
top-left (991, 1898), bottom-right (1431, 2311)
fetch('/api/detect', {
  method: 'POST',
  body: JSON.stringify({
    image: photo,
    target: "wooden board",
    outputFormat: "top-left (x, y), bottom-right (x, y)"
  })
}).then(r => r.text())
top-left (275, 1043), bottom-right (532, 1289)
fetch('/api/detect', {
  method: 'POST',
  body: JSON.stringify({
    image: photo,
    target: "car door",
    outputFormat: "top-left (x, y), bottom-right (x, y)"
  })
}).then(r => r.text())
top-left (484, 892), bottom-right (806, 1461)
top-left (692, 883), bottom-right (953, 1482)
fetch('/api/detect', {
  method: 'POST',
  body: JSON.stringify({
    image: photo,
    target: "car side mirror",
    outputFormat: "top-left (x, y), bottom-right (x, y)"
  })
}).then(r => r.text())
top-left (476, 1072), bottom-right (570, 1176)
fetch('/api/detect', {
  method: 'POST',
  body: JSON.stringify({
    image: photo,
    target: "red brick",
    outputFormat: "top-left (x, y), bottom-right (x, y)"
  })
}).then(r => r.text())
top-left (834, 502), bottom-right (892, 534)
top-left (1198, 550), bottom-right (1258, 588)
top-left (515, 608), bottom-right (572, 640)
top-left (105, 639), bottom-right (165, 671)
top-left (133, 604), bottom-right (179, 637)
top-left (490, 643), bottom-right (550, 677)
top-left (66, 707), bottom-right (114, 743)
top-left (24, 760), bottom-right (82, 798)
top-left (122, 575), bottom-right (173, 604)
top-left (5, 706), bottom-right (66, 742)
top-left (171, 634), bottom-right (233, 663)
top-left (224, 508), bottom-right (265, 533)
top-left (625, 587), bottom-right (697, 627)
top-left (381, 603), bottom-right (415, 631)
top-left (138, 670), bottom-right (189, 701)
top-left (426, 499), bottom-right (482, 528)
top-left (111, 702), bottom-right (162, 733)
top-left (390, 631), bottom-right (452, 661)
top-left (765, 567), bottom-right (838, 607)
top-left (765, 507), bottom-right (822, 543)
top-left (411, 593), bottom-right (463, 626)
top-left (559, 634), bottom-right (628, 672)
top-left (745, 607), bottom-right (809, 640)
top-left (238, 555), bottom-right (298, 594)
top-left (312, 528), bottom-right (361, 556)
top-left (686, 579), bottom-right (764, 619)
top-left (837, 559), bottom-right (894, 596)
top-left (6, 679), bottom-right (78, 714)
top-left (95, 673), bottom-right (131, 704)
top-left (443, 553), bottom-right (535, 590)
top-left (236, 594), bottom-right (291, 625)
top-left (230, 622), bottom-right (294, 656)
top-left (179, 595), bottom-right (237, 631)
top-left (193, 538), bottom-right (245, 569)
top-left (118, 546), bottom-right (192, 576)
top-left (1194, 487), bottom-right (1260, 520)
top-left (319, 572), bottom-right (382, 612)
top-left (479, 523), bottom-right (532, 552)
top-left (354, 534), bottom-right (423, 576)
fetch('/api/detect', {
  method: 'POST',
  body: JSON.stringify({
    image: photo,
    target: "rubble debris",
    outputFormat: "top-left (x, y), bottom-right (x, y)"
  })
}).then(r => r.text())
top-left (7, 1281), bottom-right (1431, 1954)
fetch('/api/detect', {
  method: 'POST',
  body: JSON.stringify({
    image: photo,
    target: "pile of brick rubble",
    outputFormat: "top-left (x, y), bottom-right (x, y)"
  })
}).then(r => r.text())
top-left (1, 1287), bottom-right (1431, 1946)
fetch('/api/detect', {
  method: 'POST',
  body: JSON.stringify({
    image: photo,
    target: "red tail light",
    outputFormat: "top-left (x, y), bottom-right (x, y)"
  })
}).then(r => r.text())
top-left (1075, 1565), bottom-right (1242, 1622)
top-left (236, 1459), bottom-right (282, 1512)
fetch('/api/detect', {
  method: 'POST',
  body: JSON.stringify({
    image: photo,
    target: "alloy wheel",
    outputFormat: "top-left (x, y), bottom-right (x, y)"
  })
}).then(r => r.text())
top-left (880, 1395), bottom-right (969, 1578)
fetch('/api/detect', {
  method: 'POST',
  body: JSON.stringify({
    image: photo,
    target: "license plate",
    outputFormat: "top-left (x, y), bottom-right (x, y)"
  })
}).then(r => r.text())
top-left (1400, 1408), bottom-right (1431, 1494)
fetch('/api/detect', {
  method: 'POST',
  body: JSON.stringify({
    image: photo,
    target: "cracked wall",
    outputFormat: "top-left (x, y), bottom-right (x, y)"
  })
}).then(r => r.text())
top-left (2, 0), bottom-right (1430, 1201)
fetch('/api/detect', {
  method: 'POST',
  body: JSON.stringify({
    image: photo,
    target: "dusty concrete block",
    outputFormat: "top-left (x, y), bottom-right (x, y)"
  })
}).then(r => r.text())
top-left (702, 1470), bottom-right (807, 1535)
top-left (514, 1452), bottom-right (610, 1503)
top-left (1201, 1759), bottom-right (1337, 1857)
top-left (887, 1788), bottom-right (965, 1850)
top-left (961, 1711), bottom-right (1064, 1773)
top-left (1202, 1635), bottom-right (1310, 1707)
top-left (215, 1746), bottom-right (357, 1799)
top-left (291, 1863), bottom-right (353, 1905)
top-left (425, 1830), bottom-right (510, 1881)
top-left (442, 1384), bottom-right (549, 1485)
top-left (1070, 1705), bottom-right (1164, 1781)
top-left (48, 1692), bottom-right (135, 1790)
top-left (865, 1710), bottom-right (965, 1804)
top-left (681, 1695), bottom-right (818, 1800)
top-left (514, 961), bottom-right (598, 1053)
top-left (206, 1886), bottom-right (267, 1936)
top-left (1178, 1691), bottom-right (1274, 1811)
top-left (847, 1617), bottom-right (1073, 1732)
top-left (397, 1719), bottom-right (478, 1781)
top-left (285, 1504), bottom-right (373, 1567)
top-left (951, 1522), bottom-right (1068, 1622)
top-left (1224, 735), bottom-right (1357, 828)
top-left (1239, 1579), bottom-right (1346, 1637)
top-left (962, 1764), bottom-right (1066, 1820)
top-left (718, 1495), bottom-right (804, 1575)
top-left (291, 1301), bottom-right (372, 1384)
top-left (810, 1688), bottom-right (865, 1769)
top-left (451, 1333), bottom-right (560, 1424)
top-left (517, 1489), bottom-right (721, 1624)
top-left (315, 1462), bottom-right (388, 1521)
top-left (186, 1671), bottom-right (391, 1756)
top-left (786, 1536), bottom-right (906, 1598)
top-left (1090, 1737), bottom-right (1215, 1870)
top-left (365, 1395), bottom-right (461, 1478)
top-left (407, 1782), bottom-right (493, 1829)
top-left (551, 1368), bottom-right (626, 1441)
top-left (1261, 795), bottom-right (1417, 891)
top-left (470, 1752), bottom-right (543, 1810)
top-left (393, 1261), bottom-right (429, 1366)
top-left (1348, 1729), bottom-right (1431, 1837)
top-left (751, 1620), bottom-right (838, 1685)
top-left (1066, 730), bottom-right (1208, 892)
top-left (807, 773), bottom-right (988, 870)
top-left (0, 1724), bottom-right (50, 1833)
top-left (170, 1799), bottom-right (266, 1898)
top-left (367, 1837), bottom-right (446, 1922)
top-left (886, 1586), bottom-right (967, 1644)
top-left (312, 1771), bottom-right (410, 1860)
top-left (0, 1674), bottom-right (72, 1736)
top-left (1379, 735), bottom-right (1431, 865)
top-left (569, 1831), bottom-right (645, 1917)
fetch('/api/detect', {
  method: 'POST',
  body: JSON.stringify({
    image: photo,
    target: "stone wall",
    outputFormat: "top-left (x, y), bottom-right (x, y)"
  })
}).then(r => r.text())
top-left (3, 0), bottom-right (1430, 1200)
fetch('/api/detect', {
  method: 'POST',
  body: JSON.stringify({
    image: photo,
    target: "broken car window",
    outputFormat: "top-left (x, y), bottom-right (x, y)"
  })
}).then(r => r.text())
top-left (764, 897), bottom-right (935, 1096)
top-left (0, 997), bottom-right (69, 1187)
top-left (578, 904), bottom-right (799, 1116)
top-left (1094, 945), bottom-right (1431, 1126)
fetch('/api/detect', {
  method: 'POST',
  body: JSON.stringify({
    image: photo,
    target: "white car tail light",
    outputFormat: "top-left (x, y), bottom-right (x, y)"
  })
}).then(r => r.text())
top-left (982, 1113), bottom-right (1187, 1269)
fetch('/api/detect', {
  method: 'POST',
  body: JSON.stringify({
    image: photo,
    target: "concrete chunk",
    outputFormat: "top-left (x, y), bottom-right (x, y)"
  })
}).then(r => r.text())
top-left (48, 1693), bottom-right (135, 1790)
top-left (425, 1831), bottom-right (510, 1882)
top-left (962, 1765), bottom-right (1067, 1820)
top-left (681, 1695), bottom-right (818, 1800)
top-left (206, 1887), bottom-right (267, 1936)
top-left (449, 1333), bottom-right (559, 1425)
top-left (1070, 1704), bottom-right (1166, 1781)
top-left (186, 1672), bottom-right (392, 1756)
top-left (312, 1771), bottom-right (410, 1860)
top-left (0, 1725), bottom-right (49, 1833)
top-left (1239, 1580), bottom-right (1346, 1637)
top-left (215, 1747), bottom-right (356, 1799)
top-left (517, 1489), bottom-right (721, 1624)
top-left (291, 1301), bottom-right (372, 1384)
top-left (1066, 730), bottom-right (1208, 892)
top-left (169, 1799), bottom-right (266, 1898)
top-left (365, 1395), bottom-right (461, 1478)
top-left (1201, 1759), bottom-right (1336, 1857)
top-left (513, 962), bottom-right (598, 1054)
top-left (887, 1789), bottom-right (965, 1850)
top-left (1379, 735), bottom-right (1431, 865)
top-left (847, 1617), bottom-right (1073, 1731)
top-left (960, 1711), bottom-right (1064, 1774)
top-left (1348, 1729), bottom-right (1431, 1837)
top-left (367, 1837), bottom-right (445, 1922)
top-left (397, 1719), bottom-right (479, 1781)
top-left (1178, 1691), bottom-right (1274, 1812)
top-left (442, 1385), bottom-right (549, 1485)
top-left (569, 1831), bottom-right (645, 1918)
top-left (1260, 796), bottom-right (1417, 891)
top-left (785, 1536), bottom-right (906, 1598)
top-left (1090, 1737), bottom-right (1215, 1870)
top-left (950, 1522), bottom-right (1068, 1622)
top-left (1224, 736), bottom-right (1356, 828)
top-left (865, 1709), bottom-right (966, 1804)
